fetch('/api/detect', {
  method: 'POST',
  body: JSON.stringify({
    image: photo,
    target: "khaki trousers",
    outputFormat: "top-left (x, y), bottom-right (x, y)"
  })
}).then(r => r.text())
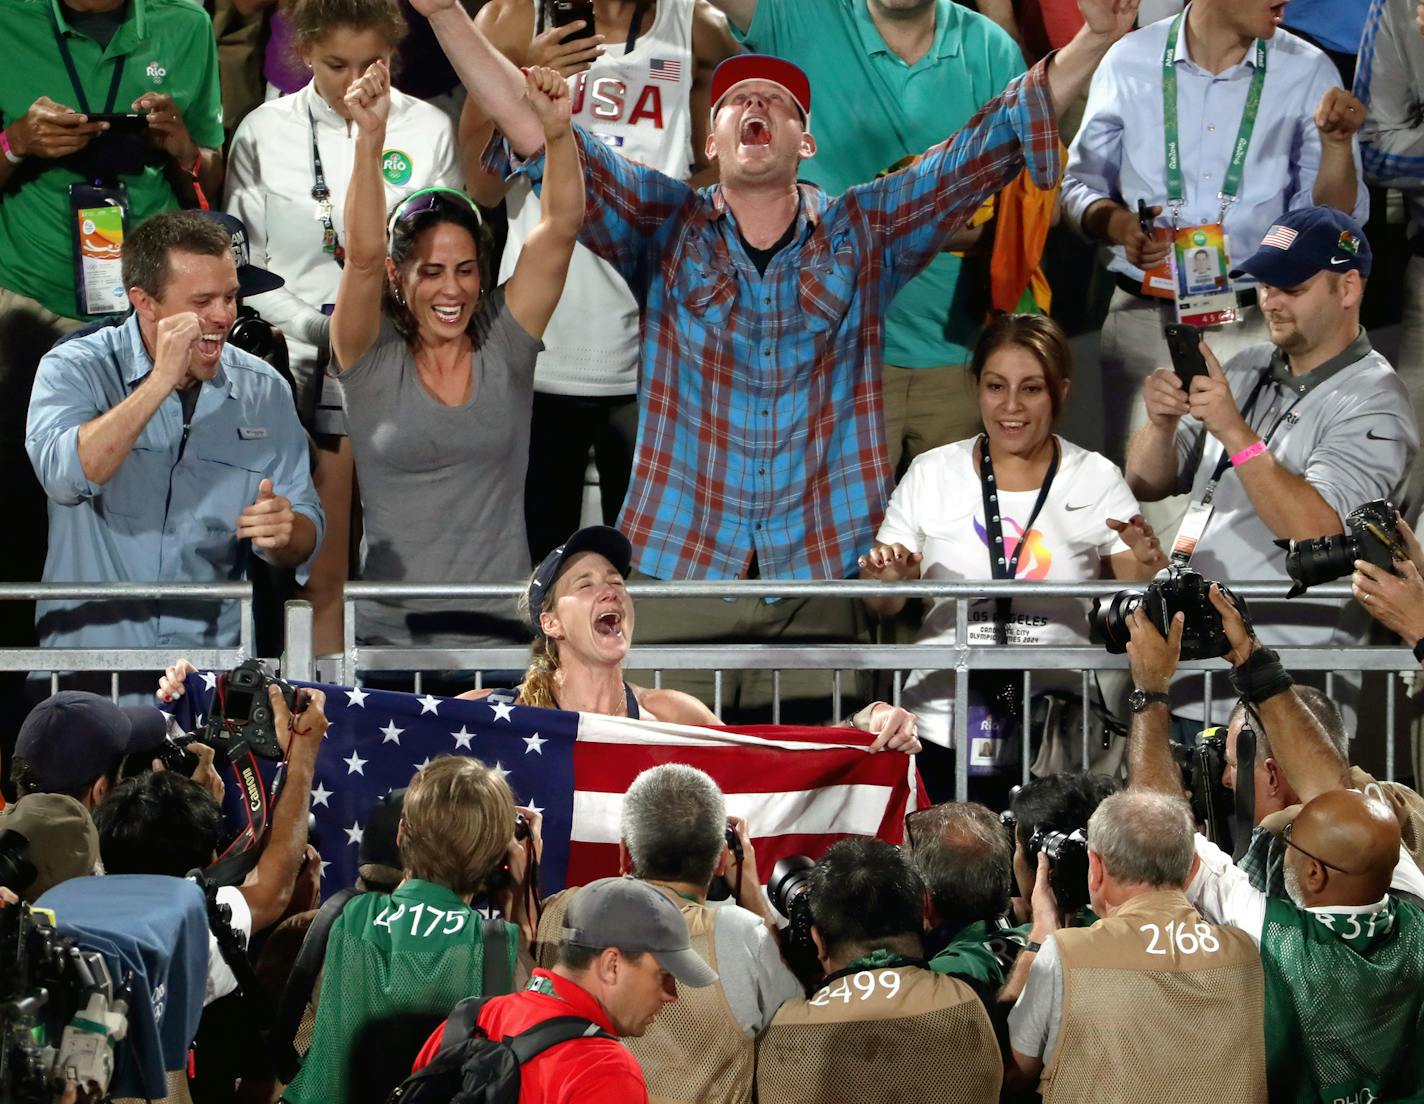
top-left (882, 362), bottom-right (982, 476)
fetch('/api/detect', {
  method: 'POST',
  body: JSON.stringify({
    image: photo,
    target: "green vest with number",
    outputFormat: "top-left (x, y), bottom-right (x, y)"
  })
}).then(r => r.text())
top-left (1262, 896), bottom-right (1424, 1103)
top-left (282, 880), bottom-right (518, 1104)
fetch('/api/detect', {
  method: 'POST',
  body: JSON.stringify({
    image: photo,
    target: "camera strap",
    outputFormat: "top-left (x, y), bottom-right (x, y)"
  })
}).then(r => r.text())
top-left (309, 110), bottom-right (345, 268)
top-left (205, 749), bottom-right (277, 887)
top-left (1233, 710), bottom-right (1257, 861)
top-left (979, 434), bottom-right (1059, 646)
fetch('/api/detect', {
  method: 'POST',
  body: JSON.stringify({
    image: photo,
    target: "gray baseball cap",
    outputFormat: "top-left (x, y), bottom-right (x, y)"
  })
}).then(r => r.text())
top-left (563, 876), bottom-right (718, 987)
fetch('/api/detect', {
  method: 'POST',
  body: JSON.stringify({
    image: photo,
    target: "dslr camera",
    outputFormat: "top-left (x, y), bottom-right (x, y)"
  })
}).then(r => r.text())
top-left (199, 659), bottom-right (301, 761)
top-left (1090, 565), bottom-right (1250, 661)
top-left (767, 855), bottom-right (821, 990)
top-left (1027, 827), bottom-right (1090, 916)
top-left (1281, 499), bottom-right (1404, 597)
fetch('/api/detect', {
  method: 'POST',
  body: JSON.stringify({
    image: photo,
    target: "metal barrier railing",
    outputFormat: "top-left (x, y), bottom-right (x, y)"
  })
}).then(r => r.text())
top-left (0, 583), bottom-right (254, 699)
top-left (310, 580), bottom-right (1419, 801)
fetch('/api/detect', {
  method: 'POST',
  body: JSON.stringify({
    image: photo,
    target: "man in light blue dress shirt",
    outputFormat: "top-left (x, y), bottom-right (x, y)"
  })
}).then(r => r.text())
top-left (25, 211), bottom-right (322, 677)
top-left (1064, 0), bottom-right (1368, 519)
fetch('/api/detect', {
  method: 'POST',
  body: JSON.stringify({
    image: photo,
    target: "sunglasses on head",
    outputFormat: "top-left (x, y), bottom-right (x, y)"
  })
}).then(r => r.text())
top-left (386, 187), bottom-right (482, 239)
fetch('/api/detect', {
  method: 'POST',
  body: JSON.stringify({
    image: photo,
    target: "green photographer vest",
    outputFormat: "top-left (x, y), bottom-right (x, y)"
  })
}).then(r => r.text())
top-left (1262, 895), bottom-right (1424, 1103)
top-left (282, 880), bottom-right (517, 1104)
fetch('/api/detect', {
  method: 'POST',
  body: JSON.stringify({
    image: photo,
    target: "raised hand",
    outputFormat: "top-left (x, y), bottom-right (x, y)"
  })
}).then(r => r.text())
top-left (858, 701), bottom-right (922, 754)
top-left (1207, 582), bottom-right (1256, 667)
top-left (1110, 203), bottom-right (1171, 269)
top-left (524, 64), bottom-right (573, 139)
top-left (344, 59), bottom-right (392, 136)
top-left (1125, 606), bottom-right (1182, 694)
top-left (1077, 0), bottom-right (1140, 41)
top-left (237, 478), bottom-right (297, 550)
top-left (1143, 367), bottom-right (1191, 428)
top-left (157, 657), bottom-right (199, 703)
top-left (153, 312), bottom-right (203, 388)
top-left (1315, 87), bottom-right (1366, 145)
top-left (529, 22), bottom-right (605, 78)
top-left (1187, 340), bottom-right (1251, 447)
top-left (133, 92), bottom-right (198, 164)
top-left (858, 542), bottom-right (924, 582)
top-left (4, 96), bottom-right (105, 159)
top-left (1107, 514), bottom-right (1167, 571)
top-left (1353, 558), bottom-right (1424, 647)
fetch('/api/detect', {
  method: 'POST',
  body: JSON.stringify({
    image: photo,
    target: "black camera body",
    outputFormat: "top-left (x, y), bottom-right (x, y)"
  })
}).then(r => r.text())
top-left (200, 659), bottom-right (299, 761)
top-left (1173, 731), bottom-right (1234, 852)
top-left (767, 855), bottom-right (820, 990)
top-left (1090, 566), bottom-right (1250, 661)
top-left (1028, 827), bottom-right (1090, 916)
top-left (1282, 499), bottom-right (1403, 597)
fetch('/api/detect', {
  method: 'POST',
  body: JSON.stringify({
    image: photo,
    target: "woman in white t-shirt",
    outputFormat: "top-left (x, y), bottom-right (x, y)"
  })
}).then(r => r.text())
top-left (859, 315), bottom-right (1168, 765)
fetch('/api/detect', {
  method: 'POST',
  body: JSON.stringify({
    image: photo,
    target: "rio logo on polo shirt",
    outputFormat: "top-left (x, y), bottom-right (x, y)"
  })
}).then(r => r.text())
top-left (382, 149), bottom-right (414, 186)
top-left (146, 60), bottom-right (167, 83)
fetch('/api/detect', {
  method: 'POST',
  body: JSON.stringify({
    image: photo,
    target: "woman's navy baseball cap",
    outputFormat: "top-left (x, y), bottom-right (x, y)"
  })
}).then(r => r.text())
top-left (525, 526), bottom-right (633, 636)
top-left (1229, 206), bottom-right (1372, 288)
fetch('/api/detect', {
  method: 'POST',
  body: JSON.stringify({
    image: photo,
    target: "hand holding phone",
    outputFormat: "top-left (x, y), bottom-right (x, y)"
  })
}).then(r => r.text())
top-left (551, 0), bottom-right (596, 41)
top-left (1163, 323), bottom-right (1210, 387)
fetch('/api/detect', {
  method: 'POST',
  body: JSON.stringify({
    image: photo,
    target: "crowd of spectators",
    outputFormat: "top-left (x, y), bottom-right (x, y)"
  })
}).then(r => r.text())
top-left (10, 0), bottom-right (1424, 1096)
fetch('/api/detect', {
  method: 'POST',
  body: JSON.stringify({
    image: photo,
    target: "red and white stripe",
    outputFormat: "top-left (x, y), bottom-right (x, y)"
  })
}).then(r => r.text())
top-left (1261, 225), bottom-right (1298, 250)
top-left (566, 715), bottom-right (923, 887)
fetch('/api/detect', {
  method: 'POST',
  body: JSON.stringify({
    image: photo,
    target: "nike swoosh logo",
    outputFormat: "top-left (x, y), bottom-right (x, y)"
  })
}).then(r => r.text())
top-left (1367, 429), bottom-right (1396, 441)
top-left (1330, 257), bottom-right (1349, 265)
top-left (1065, 503), bottom-right (1091, 511)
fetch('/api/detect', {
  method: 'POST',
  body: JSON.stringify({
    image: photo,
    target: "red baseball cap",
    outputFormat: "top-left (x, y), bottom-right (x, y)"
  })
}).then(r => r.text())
top-left (710, 54), bottom-right (811, 126)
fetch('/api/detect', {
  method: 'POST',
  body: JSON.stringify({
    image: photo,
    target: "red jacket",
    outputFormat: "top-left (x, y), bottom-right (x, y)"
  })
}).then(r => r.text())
top-left (412, 969), bottom-right (647, 1104)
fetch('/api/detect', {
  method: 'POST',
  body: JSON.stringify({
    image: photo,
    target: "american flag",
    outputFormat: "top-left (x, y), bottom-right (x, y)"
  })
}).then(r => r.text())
top-left (1261, 225), bottom-right (1298, 250)
top-left (649, 58), bottom-right (682, 82)
top-left (169, 676), bottom-right (920, 898)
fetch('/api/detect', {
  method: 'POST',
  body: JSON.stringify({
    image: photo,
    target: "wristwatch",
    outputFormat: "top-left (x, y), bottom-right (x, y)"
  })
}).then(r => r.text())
top-left (1127, 687), bottom-right (1171, 713)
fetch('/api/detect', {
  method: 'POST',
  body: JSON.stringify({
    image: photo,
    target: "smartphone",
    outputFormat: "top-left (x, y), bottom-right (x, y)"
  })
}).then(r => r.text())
top-left (1163, 323), bottom-right (1210, 387)
top-left (87, 112), bottom-right (149, 133)
top-left (550, 0), bottom-right (596, 41)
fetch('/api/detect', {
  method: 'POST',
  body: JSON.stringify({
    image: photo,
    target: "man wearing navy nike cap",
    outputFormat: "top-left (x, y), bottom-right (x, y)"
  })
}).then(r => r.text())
top-left (1126, 206), bottom-right (1417, 707)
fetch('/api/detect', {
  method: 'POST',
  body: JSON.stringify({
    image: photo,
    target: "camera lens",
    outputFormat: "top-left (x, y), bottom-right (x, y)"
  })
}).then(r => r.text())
top-left (1089, 590), bottom-right (1142, 654)
top-left (767, 854), bottom-right (815, 918)
top-left (1284, 532), bottom-right (1362, 592)
top-left (0, 830), bottom-right (37, 897)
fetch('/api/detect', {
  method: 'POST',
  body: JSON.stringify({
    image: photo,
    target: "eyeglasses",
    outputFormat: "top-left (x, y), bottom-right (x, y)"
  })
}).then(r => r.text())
top-left (1281, 819), bottom-right (1361, 876)
top-left (903, 807), bottom-right (938, 855)
top-left (386, 187), bottom-right (482, 238)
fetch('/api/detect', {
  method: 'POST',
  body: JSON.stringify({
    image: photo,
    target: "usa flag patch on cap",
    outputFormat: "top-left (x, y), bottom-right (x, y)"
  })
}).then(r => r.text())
top-left (1261, 225), bottom-right (1299, 250)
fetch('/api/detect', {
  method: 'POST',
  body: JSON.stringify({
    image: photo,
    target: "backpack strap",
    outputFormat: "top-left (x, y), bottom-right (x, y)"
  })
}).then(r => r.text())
top-left (480, 918), bottom-right (514, 996)
top-left (505, 1016), bottom-right (614, 1065)
top-left (270, 887), bottom-right (358, 1081)
top-left (435, 995), bottom-right (493, 1056)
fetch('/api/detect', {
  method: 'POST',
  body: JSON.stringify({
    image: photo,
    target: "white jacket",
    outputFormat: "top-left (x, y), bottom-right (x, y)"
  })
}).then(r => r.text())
top-left (224, 81), bottom-right (460, 377)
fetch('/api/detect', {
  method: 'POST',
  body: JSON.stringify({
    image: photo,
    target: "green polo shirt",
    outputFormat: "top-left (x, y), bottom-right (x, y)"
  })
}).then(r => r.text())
top-left (732, 0), bottom-right (1025, 369)
top-left (0, 0), bottom-right (224, 319)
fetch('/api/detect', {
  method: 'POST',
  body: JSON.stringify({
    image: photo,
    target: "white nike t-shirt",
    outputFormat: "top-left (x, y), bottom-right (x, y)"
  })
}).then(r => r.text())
top-left (876, 436), bottom-right (1141, 745)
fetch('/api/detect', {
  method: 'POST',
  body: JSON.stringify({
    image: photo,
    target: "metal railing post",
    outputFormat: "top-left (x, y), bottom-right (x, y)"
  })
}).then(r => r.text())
top-left (283, 600), bottom-right (315, 682)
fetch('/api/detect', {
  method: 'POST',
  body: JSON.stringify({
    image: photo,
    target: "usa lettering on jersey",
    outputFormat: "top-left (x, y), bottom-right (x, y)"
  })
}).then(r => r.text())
top-left (571, 73), bottom-right (666, 129)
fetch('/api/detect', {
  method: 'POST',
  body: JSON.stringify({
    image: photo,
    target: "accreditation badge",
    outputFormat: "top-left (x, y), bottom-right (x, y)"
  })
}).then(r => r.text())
top-left (1173, 224), bottom-right (1239, 328)
top-left (68, 183), bottom-right (131, 316)
top-left (1169, 499), bottom-right (1214, 566)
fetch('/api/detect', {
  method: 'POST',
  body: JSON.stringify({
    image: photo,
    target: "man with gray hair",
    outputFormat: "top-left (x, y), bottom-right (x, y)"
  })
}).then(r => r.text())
top-left (532, 763), bottom-right (799, 1104)
top-left (1005, 790), bottom-right (1267, 1101)
top-left (907, 802), bottom-right (1016, 989)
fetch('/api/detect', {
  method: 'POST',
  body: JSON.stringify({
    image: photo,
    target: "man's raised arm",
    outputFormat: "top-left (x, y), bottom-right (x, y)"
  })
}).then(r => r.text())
top-left (1047, 0), bottom-right (1138, 117)
top-left (408, 0), bottom-right (547, 158)
top-left (1207, 586), bottom-right (1351, 803)
top-left (1125, 608), bottom-right (1189, 798)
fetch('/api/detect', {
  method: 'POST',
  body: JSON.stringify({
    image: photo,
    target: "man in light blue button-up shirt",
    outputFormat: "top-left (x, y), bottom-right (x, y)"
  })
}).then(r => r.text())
top-left (1063, 0), bottom-right (1368, 487)
top-left (25, 212), bottom-right (322, 666)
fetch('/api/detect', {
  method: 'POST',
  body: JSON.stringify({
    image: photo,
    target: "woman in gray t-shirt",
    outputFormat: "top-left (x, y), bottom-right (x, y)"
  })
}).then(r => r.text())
top-left (328, 62), bottom-right (583, 646)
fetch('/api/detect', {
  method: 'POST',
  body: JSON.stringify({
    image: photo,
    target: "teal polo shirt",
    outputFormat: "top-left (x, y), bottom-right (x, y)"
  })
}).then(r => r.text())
top-left (0, 0), bottom-right (224, 320)
top-left (733, 0), bottom-right (1025, 368)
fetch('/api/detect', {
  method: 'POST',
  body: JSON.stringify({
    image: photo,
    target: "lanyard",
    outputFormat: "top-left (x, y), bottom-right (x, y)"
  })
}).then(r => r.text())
top-left (979, 435), bottom-right (1060, 646)
top-left (309, 110), bottom-right (345, 268)
top-left (1202, 369), bottom-right (1305, 499)
top-left (1162, 10), bottom-right (1267, 225)
top-left (48, 5), bottom-right (127, 117)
